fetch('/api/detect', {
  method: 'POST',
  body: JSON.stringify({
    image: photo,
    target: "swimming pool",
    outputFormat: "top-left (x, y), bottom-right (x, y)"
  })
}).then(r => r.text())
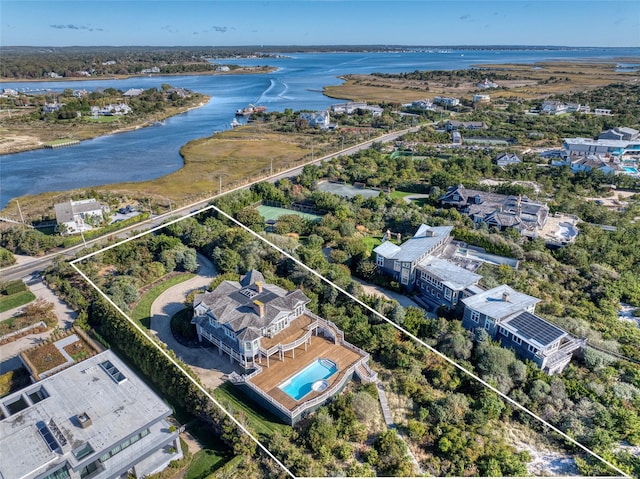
top-left (279, 358), bottom-right (338, 401)
top-left (623, 167), bottom-right (639, 174)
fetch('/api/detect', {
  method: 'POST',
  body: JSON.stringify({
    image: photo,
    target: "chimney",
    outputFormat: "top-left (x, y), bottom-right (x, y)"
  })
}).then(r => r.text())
top-left (77, 412), bottom-right (92, 428)
top-left (253, 300), bottom-right (265, 318)
top-left (502, 292), bottom-right (510, 302)
top-left (255, 281), bottom-right (263, 293)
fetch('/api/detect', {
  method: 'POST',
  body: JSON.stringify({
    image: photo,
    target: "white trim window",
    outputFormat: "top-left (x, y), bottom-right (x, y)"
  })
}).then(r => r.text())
top-left (401, 268), bottom-right (410, 285)
top-left (528, 344), bottom-right (538, 354)
top-left (513, 336), bottom-right (522, 345)
top-left (498, 326), bottom-right (509, 337)
top-left (376, 255), bottom-right (385, 267)
top-left (470, 310), bottom-right (480, 323)
top-left (393, 260), bottom-right (401, 272)
top-left (484, 319), bottom-right (494, 331)
top-left (444, 288), bottom-right (452, 301)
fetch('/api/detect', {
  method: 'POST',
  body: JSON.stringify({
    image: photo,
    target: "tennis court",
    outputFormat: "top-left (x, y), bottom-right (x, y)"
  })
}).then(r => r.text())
top-left (257, 205), bottom-right (323, 222)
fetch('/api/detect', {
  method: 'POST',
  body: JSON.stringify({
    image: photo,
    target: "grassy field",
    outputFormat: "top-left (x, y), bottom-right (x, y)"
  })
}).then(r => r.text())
top-left (131, 273), bottom-right (194, 328)
top-left (214, 382), bottom-right (289, 439)
top-left (324, 60), bottom-right (640, 102)
top-left (257, 205), bottom-right (323, 222)
top-left (0, 291), bottom-right (35, 313)
top-left (0, 125), bottom-right (328, 221)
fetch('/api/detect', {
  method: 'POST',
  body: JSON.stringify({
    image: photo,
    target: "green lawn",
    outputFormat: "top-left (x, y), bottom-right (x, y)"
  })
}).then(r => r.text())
top-left (388, 190), bottom-right (412, 200)
top-left (214, 382), bottom-right (289, 438)
top-left (257, 205), bottom-right (322, 222)
top-left (183, 420), bottom-right (233, 479)
top-left (0, 291), bottom-right (36, 313)
top-left (131, 273), bottom-right (194, 328)
top-left (362, 236), bottom-right (383, 255)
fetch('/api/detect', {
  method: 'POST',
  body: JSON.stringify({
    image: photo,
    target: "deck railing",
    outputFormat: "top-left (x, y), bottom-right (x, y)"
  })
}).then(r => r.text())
top-left (259, 320), bottom-right (317, 358)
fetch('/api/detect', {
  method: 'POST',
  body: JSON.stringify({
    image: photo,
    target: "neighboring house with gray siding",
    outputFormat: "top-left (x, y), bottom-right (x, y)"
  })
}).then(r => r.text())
top-left (461, 285), bottom-right (585, 374)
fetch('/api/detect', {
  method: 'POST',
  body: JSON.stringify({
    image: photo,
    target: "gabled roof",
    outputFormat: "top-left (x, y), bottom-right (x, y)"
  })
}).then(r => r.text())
top-left (373, 224), bottom-right (453, 263)
top-left (416, 256), bottom-right (482, 290)
top-left (194, 271), bottom-right (310, 338)
top-left (462, 284), bottom-right (540, 320)
top-left (502, 311), bottom-right (567, 348)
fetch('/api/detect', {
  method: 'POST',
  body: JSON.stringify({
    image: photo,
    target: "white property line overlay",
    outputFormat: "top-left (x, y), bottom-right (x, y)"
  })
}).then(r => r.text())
top-left (69, 223), bottom-right (295, 478)
top-left (70, 203), bottom-right (630, 479)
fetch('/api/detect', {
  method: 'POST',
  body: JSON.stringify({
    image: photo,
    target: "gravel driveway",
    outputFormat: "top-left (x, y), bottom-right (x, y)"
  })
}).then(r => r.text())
top-left (149, 254), bottom-right (241, 390)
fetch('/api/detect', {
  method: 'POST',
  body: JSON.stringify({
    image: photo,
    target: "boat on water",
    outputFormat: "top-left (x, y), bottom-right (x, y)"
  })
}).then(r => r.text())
top-left (235, 104), bottom-right (267, 116)
top-left (231, 118), bottom-right (241, 128)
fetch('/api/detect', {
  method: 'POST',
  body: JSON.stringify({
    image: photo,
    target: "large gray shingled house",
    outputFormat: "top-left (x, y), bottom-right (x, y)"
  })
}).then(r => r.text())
top-left (192, 270), bottom-right (376, 424)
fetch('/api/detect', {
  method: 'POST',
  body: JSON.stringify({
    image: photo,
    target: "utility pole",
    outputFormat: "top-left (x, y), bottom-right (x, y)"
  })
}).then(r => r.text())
top-left (16, 200), bottom-right (25, 225)
top-left (218, 173), bottom-right (228, 195)
top-left (311, 144), bottom-right (314, 162)
top-left (270, 158), bottom-right (273, 176)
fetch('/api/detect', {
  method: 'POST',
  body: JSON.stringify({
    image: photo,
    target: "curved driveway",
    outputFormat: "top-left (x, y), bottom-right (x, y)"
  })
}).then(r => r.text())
top-left (149, 254), bottom-right (241, 390)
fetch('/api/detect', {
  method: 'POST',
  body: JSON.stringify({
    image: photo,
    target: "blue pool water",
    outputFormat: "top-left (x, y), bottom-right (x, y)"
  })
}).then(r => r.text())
top-left (279, 359), bottom-right (338, 401)
top-left (624, 167), bottom-right (639, 174)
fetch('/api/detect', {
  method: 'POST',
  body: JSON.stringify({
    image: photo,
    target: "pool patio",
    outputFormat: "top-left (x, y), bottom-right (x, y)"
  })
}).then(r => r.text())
top-left (250, 334), bottom-right (363, 411)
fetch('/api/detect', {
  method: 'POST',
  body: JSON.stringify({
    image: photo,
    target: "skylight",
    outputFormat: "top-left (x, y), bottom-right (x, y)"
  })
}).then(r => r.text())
top-left (239, 288), bottom-right (258, 299)
top-left (99, 360), bottom-right (127, 383)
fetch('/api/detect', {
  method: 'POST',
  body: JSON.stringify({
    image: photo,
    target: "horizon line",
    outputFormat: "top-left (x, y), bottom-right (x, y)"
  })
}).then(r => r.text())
top-left (2, 44), bottom-right (639, 49)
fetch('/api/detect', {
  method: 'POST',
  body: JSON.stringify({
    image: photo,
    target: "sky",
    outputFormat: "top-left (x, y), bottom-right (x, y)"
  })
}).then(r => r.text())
top-left (1, 1), bottom-right (639, 48)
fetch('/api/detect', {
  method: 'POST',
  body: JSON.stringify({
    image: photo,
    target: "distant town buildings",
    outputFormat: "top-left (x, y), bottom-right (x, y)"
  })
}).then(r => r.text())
top-left (123, 88), bottom-right (145, 97)
top-left (472, 94), bottom-right (491, 104)
top-left (90, 103), bottom-right (132, 116)
top-left (495, 152), bottom-right (522, 167)
top-left (330, 102), bottom-right (383, 117)
top-left (433, 96), bottom-right (460, 107)
top-left (409, 99), bottom-right (436, 111)
top-left (476, 78), bottom-right (498, 89)
top-left (300, 110), bottom-right (331, 129)
top-left (444, 120), bottom-right (488, 132)
top-left (540, 100), bottom-right (590, 115)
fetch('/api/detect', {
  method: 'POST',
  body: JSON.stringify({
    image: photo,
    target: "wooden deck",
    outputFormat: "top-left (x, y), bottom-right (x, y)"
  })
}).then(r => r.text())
top-left (260, 314), bottom-right (316, 350)
top-left (250, 335), bottom-right (363, 411)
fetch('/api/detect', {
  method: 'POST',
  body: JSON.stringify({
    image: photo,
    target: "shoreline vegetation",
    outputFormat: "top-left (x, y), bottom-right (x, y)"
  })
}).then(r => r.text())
top-left (0, 65), bottom-right (275, 83)
top-left (1, 58), bottom-right (638, 220)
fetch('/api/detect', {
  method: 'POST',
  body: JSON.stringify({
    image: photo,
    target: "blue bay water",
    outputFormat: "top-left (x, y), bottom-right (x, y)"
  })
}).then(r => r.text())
top-left (1, 48), bottom-right (638, 208)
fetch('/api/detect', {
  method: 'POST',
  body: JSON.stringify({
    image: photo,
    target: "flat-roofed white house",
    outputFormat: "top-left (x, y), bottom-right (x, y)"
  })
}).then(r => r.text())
top-left (563, 137), bottom-right (640, 158)
top-left (0, 350), bottom-right (182, 479)
top-left (462, 285), bottom-right (585, 374)
top-left (54, 199), bottom-right (110, 234)
top-left (192, 270), bottom-right (376, 424)
top-left (472, 94), bottom-right (491, 103)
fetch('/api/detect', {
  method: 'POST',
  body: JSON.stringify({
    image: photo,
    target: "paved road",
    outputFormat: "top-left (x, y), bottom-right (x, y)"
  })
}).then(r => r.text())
top-left (149, 254), bottom-right (241, 391)
top-left (0, 124), bottom-right (425, 284)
